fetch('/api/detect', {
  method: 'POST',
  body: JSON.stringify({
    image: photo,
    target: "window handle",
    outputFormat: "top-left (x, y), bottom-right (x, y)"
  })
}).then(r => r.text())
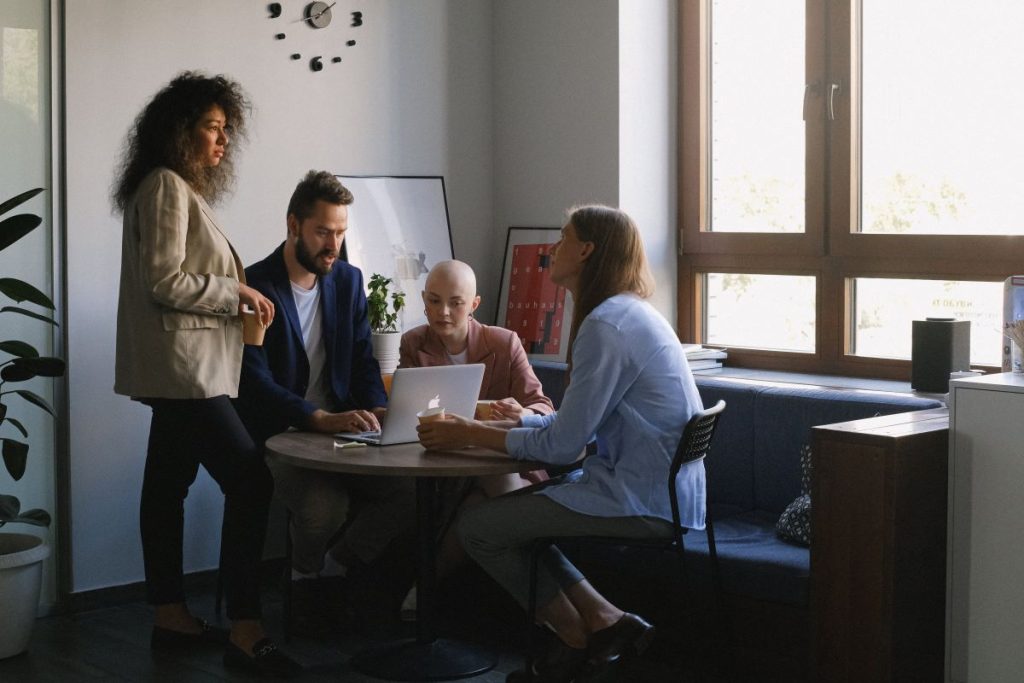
top-left (828, 82), bottom-right (841, 121)
top-left (802, 82), bottom-right (819, 121)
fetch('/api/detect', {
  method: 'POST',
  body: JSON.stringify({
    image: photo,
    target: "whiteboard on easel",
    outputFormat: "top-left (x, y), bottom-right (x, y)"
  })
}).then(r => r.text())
top-left (337, 175), bottom-right (454, 332)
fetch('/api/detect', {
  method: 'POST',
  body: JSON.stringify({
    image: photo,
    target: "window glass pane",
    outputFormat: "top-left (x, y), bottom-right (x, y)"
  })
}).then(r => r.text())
top-left (862, 2), bottom-right (1024, 234)
top-left (705, 273), bottom-right (815, 351)
top-left (710, 1), bottom-right (805, 233)
top-left (853, 278), bottom-right (1002, 365)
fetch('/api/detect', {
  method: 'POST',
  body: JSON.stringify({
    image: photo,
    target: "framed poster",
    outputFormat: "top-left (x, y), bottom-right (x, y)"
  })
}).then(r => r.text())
top-left (337, 175), bottom-right (454, 331)
top-left (496, 227), bottom-right (573, 362)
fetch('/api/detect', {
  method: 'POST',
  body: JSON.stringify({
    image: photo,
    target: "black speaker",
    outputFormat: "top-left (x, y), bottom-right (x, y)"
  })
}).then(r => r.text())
top-left (911, 318), bottom-right (970, 393)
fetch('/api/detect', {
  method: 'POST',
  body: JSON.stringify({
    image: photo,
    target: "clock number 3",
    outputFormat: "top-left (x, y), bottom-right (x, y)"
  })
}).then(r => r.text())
top-left (351, 11), bottom-right (363, 27)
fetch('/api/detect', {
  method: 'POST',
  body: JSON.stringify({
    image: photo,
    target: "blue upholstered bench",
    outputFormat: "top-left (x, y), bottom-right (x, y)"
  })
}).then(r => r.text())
top-left (529, 362), bottom-right (944, 606)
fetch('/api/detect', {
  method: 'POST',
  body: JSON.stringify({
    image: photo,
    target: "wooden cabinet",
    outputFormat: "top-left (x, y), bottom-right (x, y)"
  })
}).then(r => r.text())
top-left (947, 373), bottom-right (1024, 682)
top-left (811, 408), bottom-right (949, 682)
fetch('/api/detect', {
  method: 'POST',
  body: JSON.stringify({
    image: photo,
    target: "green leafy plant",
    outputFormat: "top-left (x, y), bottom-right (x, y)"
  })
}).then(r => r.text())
top-left (1, 188), bottom-right (65, 528)
top-left (366, 273), bottom-right (405, 333)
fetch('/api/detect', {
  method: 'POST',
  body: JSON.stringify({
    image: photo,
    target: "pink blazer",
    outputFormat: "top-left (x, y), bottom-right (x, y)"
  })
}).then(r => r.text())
top-left (399, 318), bottom-right (555, 416)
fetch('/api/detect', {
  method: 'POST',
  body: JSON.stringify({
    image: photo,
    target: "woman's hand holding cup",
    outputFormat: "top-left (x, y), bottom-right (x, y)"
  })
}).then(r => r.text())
top-left (238, 285), bottom-right (275, 345)
top-left (417, 412), bottom-right (474, 450)
top-left (238, 284), bottom-right (275, 327)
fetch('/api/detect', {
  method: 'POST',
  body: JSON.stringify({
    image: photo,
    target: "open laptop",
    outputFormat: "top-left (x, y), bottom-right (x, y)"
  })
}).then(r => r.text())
top-left (337, 363), bottom-right (485, 446)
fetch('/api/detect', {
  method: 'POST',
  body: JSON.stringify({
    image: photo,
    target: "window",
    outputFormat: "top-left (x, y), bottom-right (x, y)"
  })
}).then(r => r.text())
top-left (679, 0), bottom-right (1024, 377)
top-left (853, 278), bottom-right (1002, 365)
top-left (704, 273), bottom-right (816, 352)
top-left (709, 2), bottom-right (805, 234)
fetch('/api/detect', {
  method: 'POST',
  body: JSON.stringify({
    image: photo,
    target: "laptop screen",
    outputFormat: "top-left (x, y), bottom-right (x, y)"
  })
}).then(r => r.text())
top-left (337, 363), bottom-right (485, 445)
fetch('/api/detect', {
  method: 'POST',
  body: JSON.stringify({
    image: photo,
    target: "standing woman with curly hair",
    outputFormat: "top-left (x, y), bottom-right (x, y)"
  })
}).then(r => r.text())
top-left (113, 72), bottom-right (299, 678)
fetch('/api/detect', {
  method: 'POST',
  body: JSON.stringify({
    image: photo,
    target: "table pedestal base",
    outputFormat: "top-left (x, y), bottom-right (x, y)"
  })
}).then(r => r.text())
top-left (350, 637), bottom-right (498, 681)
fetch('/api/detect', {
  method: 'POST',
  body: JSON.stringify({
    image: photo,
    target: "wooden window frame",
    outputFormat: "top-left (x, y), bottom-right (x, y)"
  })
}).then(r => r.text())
top-left (679, 0), bottom-right (1024, 379)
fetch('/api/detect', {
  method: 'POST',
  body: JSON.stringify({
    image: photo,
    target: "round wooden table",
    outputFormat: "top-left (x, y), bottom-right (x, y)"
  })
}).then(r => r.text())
top-left (265, 431), bottom-right (547, 681)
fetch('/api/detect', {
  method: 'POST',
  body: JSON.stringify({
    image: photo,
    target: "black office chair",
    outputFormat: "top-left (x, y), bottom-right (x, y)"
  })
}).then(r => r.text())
top-left (524, 399), bottom-right (727, 671)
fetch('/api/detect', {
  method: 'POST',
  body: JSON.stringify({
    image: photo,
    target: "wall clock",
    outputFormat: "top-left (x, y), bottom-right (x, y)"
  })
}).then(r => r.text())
top-left (267, 1), bottom-right (363, 73)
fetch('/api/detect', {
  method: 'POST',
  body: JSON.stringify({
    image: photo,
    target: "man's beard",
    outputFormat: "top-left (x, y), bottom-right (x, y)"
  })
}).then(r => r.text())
top-left (295, 234), bottom-right (337, 276)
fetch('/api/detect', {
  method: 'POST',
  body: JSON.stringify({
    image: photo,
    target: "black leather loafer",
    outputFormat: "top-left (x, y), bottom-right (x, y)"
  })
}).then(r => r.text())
top-left (507, 635), bottom-right (587, 682)
top-left (223, 637), bottom-right (303, 679)
top-left (585, 613), bottom-right (655, 666)
top-left (151, 617), bottom-right (229, 649)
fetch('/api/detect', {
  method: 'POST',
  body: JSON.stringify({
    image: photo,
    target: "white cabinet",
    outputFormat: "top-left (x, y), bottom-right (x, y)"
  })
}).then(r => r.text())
top-left (947, 373), bottom-right (1024, 682)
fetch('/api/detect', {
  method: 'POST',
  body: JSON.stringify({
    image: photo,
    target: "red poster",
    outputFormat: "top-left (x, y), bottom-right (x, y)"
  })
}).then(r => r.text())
top-left (504, 243), bottom-right (567, 356)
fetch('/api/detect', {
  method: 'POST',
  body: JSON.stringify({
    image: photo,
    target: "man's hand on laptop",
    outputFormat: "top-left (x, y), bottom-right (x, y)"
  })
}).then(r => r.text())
top-left (309, 408), bottom-right (382, 434)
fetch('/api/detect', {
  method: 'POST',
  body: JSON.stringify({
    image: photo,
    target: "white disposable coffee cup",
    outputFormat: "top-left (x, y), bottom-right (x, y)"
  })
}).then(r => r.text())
top-left (416, 406), bottom-right (446, 424)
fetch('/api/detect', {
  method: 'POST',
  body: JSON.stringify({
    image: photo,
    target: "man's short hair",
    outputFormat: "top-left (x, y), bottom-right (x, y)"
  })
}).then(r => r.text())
top-left (287, 170), bottom-right (354, 221)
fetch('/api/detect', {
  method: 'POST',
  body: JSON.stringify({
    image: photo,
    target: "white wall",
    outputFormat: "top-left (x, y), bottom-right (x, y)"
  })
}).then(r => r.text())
top-left (490, 0), bottom-right (620, 323)
top-left (490, 0), bottom-right (678, 325)
top-left (64, 0), bottom-right (493, 593)
top-left (619, 0), bottom-right (678, 320)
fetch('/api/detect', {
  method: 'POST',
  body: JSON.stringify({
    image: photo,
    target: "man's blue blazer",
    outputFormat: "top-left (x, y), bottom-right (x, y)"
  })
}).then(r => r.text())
top-left (235, 243), bottom-right (386, 445)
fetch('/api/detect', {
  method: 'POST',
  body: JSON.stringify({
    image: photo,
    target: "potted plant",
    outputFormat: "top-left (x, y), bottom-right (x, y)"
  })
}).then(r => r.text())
top-left (0, 188), bottom-right (65, 659)
top-left (366, 273), bottom-right (405, 375)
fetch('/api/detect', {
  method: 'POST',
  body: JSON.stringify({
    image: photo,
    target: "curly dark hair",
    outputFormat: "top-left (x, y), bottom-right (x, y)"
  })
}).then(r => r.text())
top-left (112, 71), bottom-right (251, 211)
top-left (286, 170), bottom-right (354, 222)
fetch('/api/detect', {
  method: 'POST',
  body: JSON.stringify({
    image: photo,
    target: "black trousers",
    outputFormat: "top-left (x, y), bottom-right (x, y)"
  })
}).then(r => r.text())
top-left (140, 396), bottom-right (273, 620)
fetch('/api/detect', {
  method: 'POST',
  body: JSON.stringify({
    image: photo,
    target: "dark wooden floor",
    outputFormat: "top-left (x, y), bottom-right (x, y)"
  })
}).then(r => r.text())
top-left (0, 567), bottom-right (806, 682)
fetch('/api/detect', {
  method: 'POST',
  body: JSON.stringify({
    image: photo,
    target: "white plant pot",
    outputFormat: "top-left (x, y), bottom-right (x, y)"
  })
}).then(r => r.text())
top-left (0, 533), bottom-right (50, 659)
top-left (371, 331), bottom-right (401, 375)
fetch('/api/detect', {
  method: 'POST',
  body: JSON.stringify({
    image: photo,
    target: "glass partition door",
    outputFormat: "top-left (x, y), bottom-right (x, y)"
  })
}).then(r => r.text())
top-left (1, 0), bottom-right (57, 609)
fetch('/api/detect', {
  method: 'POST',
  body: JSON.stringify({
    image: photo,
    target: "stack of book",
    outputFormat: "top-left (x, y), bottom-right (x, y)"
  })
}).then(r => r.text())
top-left (680, 343), bottom-right (727, 372)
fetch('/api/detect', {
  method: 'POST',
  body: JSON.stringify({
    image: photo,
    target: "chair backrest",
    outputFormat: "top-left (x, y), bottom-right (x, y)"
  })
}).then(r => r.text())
top-left (668, 399), bottom-right (726, 531)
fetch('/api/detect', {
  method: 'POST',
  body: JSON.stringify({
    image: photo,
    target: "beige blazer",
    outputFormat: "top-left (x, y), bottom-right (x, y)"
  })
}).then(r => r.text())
top-left (114, 168), bottom-right (244, 399)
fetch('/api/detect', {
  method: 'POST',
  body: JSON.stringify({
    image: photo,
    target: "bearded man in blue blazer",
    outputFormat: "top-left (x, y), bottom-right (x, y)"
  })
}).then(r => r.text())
top-left (236, 170), bottom-right (413, 633)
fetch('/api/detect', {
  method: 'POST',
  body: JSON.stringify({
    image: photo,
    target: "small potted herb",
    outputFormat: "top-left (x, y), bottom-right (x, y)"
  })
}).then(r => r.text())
top-left (366, 273), bottom-right (405, 374)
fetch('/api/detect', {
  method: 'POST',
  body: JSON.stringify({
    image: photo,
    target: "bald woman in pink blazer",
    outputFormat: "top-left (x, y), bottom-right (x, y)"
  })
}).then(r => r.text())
top-left (396, 261), bottom-right (554, 617)
top-left (400, 318), bottom-right (554, 421)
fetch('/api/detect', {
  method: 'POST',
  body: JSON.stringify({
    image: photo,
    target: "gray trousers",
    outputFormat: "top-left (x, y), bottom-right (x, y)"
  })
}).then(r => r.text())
top-left (457, 485), bottom-right (672, 611)
top-left (267, 457), bottom-right (416, 574)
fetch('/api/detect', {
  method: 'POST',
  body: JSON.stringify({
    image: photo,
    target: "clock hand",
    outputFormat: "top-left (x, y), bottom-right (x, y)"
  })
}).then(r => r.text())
top-left (293, 1), bottom-right (336, 24)
top-left (312, 2), bottom-right (336, 21)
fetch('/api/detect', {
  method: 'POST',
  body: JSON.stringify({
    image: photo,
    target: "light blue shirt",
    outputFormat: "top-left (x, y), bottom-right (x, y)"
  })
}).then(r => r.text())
top-left (506, 294), bottom-right (706, 528)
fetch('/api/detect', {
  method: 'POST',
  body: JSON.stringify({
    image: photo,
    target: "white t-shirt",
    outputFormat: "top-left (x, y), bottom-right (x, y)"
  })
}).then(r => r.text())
top-left (446, 348), bottom-right (468, 365)
top-left (290, 280), bottom-right (330, 410)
